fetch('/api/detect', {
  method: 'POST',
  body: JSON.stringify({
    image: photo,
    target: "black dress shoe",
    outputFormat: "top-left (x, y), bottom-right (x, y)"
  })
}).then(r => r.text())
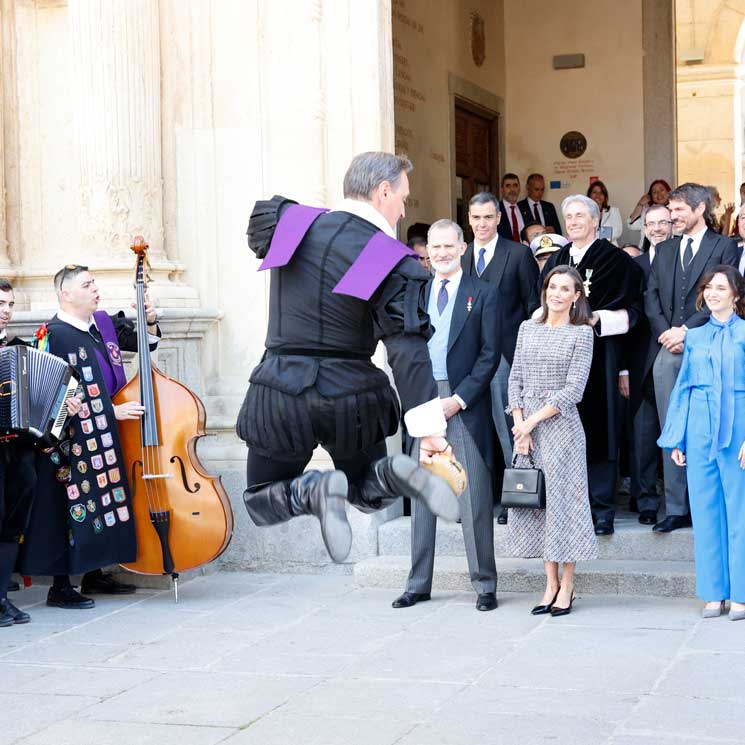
top-left (531, 588), bottom-right (560, 615)
top-left (0, 599), bottom-right (30, 624)
top-left (81, 572), bottom-right (136, 595)
top-left (638, 510), bottom-right (657, 526)
top-left (7, 580), bottom-right (19, 592)
top-left (476, 592), bottom-right (497, 611)
top-left (550, 593), bottom-right (576, 617)
top-left (653, 514), bottom-right (692, 533)
top-left (391, 592), bottom-right (430, 609)
top-left (496, 508), bottom-right (508, 525)
top-left (594, 519), bottom-right (614, 536)
top-left (46, 586), bottom-right (95, 609)
top-left (0, 601), bottom-right (14, 627)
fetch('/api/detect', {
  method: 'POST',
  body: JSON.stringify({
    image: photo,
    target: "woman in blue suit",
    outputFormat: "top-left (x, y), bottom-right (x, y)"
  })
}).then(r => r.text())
top-left (658, 264), bottom-right (745, 620)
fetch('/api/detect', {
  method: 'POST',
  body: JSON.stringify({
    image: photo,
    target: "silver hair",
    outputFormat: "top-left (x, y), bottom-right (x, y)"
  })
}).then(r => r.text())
top-left (561, 194), bottom-right (600, 221)
top-left (427, 218), bottom-right (464, 244)
top-left (342, 152), bottom-right (413, 200)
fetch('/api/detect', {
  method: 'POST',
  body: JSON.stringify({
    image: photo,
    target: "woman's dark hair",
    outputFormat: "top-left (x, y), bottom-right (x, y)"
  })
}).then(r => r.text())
top-left (587, 180), bottom-right (609, 210)
top-left (0, 278), bottom-right (13, 293)
top-left (695, 264), bottom-right (745, 318)
top-left (538, 265), bottom-right (592, 325)
top-left (647, 179), bottom-right (672, 203)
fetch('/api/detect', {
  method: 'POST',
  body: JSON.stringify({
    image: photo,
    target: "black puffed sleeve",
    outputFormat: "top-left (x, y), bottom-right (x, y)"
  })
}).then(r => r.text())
top-left (112, 311), bottom-right (159, 353)
top-left (370, 256), bottom-right (438, 413)
top-left (246, 195), bottom-right (298, 259)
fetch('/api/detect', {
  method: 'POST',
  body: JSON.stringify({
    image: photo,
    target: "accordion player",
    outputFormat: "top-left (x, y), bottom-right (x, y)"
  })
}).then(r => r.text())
top-left (0, 346), bottom-right (80, 444)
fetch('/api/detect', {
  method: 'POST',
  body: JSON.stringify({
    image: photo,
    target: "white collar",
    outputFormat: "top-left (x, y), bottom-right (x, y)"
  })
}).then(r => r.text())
top-left (0, 330), bottom-right (7, 342)
top-left (682, 225), bottom-right (707, 244)
top-left (528, 198), bottom-right (540, 206)
top-left (569, 239), bottom-right (596, 260)
top-left (57, 308), bottom-right (96, 333)
top-left (474, 234), bottom-right (498, 252)
top-left (331, 199), bottom-right (396, 239)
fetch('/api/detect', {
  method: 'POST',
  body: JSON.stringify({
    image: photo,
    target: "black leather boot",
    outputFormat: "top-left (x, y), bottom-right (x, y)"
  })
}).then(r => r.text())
top-left (243, 471), bottom-right (352, 563)
top-left (349, 454), bottom-right (460, 522)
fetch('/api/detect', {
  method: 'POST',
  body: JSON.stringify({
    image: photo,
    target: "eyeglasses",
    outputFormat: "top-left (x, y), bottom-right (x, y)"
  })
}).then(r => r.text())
top-left (644, 220), bottom-right (672, 228)
top-left (57, 264), bottom-right (88, 289)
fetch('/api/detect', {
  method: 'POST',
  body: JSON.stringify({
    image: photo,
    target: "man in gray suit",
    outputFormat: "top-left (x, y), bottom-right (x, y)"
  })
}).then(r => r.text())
top-left (645, 183), bottom-right (738, 532)
top-left (393, 220), bottom-right (500, 611)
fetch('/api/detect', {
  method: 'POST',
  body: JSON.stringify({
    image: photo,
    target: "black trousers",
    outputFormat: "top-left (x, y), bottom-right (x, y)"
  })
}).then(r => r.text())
top-left (0, 441), bottom-right (37, 543)
top-left (246, 388), bottom-right (388, 489)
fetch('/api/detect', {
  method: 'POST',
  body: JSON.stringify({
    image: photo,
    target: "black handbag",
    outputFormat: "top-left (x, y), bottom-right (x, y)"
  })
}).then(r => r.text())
top-left (500, 453), bottom-right (546, 509)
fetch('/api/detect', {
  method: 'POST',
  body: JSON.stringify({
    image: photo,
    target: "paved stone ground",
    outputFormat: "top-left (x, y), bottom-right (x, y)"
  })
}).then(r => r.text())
top-left (1, 572), bottom-right (743, 745)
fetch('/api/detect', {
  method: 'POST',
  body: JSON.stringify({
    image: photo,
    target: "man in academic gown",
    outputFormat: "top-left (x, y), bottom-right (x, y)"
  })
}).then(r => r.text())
top-left (541, 195), bottom-right (644, 535)
top-left (237, 152), bottom-right (460, 565)
top-left (17, 264), bottom-right (160, 609)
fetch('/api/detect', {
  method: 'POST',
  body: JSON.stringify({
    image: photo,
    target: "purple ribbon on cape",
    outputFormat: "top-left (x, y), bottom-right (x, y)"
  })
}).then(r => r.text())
top-left (333, 232), bottom-right (416, 301)
top-left (93, 311), bottom-right (127, 396)
top-left (259, 204), bottom-right (329, 270)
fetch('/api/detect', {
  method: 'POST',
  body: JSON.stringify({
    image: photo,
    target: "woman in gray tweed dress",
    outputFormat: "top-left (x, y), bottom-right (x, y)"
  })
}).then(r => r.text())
top-left (507, 265), bottom-right (599, 617)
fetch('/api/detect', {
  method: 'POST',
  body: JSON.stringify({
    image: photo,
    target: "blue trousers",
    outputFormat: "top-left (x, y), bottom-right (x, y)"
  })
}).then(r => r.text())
top-left (686, 390), bottom-right (745, 602)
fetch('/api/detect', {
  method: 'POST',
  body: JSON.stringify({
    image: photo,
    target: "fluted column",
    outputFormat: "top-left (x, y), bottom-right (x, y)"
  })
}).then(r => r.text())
top-left (68, 0), bottom-right (165, 263)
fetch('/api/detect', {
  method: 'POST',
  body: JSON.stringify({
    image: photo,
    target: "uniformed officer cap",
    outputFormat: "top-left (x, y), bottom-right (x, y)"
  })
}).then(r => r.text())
top-left (530, 233), bottom-right (569, 258)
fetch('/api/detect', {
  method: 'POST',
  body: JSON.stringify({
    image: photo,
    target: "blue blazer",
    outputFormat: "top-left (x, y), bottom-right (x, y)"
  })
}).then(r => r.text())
top-left (425, 273), bottom-right (500, 471)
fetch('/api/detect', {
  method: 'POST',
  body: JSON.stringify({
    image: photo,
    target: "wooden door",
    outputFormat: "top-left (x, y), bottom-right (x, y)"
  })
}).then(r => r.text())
top-left (455, 99), bottom-right (499, 242)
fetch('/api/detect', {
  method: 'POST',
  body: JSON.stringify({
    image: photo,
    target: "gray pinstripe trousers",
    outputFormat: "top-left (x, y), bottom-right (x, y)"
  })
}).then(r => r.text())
top-left (406, 381), bottom-right (497, 595)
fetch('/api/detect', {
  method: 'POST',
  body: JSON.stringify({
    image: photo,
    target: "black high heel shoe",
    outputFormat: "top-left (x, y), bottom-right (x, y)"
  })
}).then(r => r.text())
top-left (550, 592), bottom-right (576, 617)
top-left (531, 588), bottom-right (560, 615)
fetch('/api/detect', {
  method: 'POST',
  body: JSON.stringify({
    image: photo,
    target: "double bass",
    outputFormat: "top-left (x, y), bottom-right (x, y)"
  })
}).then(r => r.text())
top-left (114, 237), bottom-right (233, 600)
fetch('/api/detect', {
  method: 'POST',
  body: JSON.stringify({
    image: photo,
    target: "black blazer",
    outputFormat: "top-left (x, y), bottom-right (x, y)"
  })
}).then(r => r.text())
top-left (517, 198), bottom-right (562, 234)
top-left (497, 200), bottom-right (521, 240)
top-left (461, 237), bottom-right (540, 364)
top-left (644, 229), bottom-right (738, 371)
top-left (624, 252), bottom-right (654, 411)
top-left (425, 273), bottom-right (500, 470)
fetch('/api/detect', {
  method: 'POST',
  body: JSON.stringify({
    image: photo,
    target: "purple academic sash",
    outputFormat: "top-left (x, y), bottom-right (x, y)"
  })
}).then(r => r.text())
top-left (259, 204), bottom-right (329, 270)
top-left (92, 311), bottom-right (128, 395)
top-left (333, 232), bottom-right (416, 301)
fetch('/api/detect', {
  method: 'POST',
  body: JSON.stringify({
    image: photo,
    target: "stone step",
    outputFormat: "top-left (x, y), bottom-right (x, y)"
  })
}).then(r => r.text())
top-left (353, 555), bottom-right (697, 598)
top-left (378, 513), bottom-right (695, 562)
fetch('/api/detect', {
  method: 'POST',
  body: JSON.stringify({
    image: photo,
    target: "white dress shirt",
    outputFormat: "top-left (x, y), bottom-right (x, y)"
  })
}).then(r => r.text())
top-left (738, 242), bottom-right (745, 275)
top-left (331, 198), bottom-right (395, 239)
top-left (679, 225), bottom-right (707, 268)
top-left (502, 201), bottom-right (525, 235)
top-left (473, 235), bottom-right (498, 274)
top-left (527, 199), bottom-right (544, 225)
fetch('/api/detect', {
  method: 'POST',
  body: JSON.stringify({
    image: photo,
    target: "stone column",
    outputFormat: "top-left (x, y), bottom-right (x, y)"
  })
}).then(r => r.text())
top-left (68, 0), bottom-right (165, 265)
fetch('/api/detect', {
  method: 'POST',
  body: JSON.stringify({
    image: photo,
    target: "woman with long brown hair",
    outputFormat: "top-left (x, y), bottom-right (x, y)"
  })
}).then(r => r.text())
top-left (507, 265), bottom-right (598, 617)
top-left (658, 265), bottom-right (745, 620)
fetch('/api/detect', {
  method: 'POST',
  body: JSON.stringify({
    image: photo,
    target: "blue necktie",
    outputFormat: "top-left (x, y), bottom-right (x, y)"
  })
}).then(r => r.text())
top-left (476, 247), bottom-right (486, 276)
top-left (437, 279), bottom-right (449, 315)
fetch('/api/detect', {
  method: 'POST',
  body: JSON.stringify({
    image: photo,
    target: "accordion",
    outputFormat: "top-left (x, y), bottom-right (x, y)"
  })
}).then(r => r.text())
top-left (0, 345), bottom-right (81, 443)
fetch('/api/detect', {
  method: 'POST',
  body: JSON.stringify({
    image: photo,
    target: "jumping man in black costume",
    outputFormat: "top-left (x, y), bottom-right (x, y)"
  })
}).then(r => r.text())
top-left (238, 152), bottom-right (460, 562)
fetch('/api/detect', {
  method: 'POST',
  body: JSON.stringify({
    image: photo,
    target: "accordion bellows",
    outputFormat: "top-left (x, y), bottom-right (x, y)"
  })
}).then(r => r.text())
top-left (0, 346), bottom-right (80, 442)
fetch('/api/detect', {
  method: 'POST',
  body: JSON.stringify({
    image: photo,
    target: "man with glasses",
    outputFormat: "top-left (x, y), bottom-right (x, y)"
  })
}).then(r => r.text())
top-left (17, 265), bottom-right (160, 609)
top-left (621, 206), bottom-right (673, 526)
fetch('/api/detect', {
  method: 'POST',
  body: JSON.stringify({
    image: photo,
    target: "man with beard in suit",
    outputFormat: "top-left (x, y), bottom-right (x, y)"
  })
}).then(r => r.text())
top-left (621, 205), bottom-right (673, 526)
top-left (645, 183), bottom-right (738, 532)
top-left (541, 195), bottom-right (644, 536)
top-left (497, 173), bottom-right (524, 242)
top-left (518, 173), bottom-right (562, 235)
top-left (462, 192), bottom-right (540, 525)
top-left (394, 219), bottom-right (500, 612)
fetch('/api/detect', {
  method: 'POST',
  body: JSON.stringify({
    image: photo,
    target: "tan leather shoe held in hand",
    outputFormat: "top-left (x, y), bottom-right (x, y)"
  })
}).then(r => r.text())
top-left (422, 452), bottom-right (468, 497)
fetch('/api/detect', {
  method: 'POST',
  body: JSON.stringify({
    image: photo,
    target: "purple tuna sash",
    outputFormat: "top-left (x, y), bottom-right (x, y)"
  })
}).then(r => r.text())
top-left (333, 232), bottom-right (416, 301)
top-left (92, 311), bottom-right (128, 395)
top-left (259, 204), bottom-right (329, 270)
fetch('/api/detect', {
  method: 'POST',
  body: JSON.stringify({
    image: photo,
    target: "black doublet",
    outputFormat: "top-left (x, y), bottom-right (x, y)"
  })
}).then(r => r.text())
top-left (237, 206), bottom-right (437, 461)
